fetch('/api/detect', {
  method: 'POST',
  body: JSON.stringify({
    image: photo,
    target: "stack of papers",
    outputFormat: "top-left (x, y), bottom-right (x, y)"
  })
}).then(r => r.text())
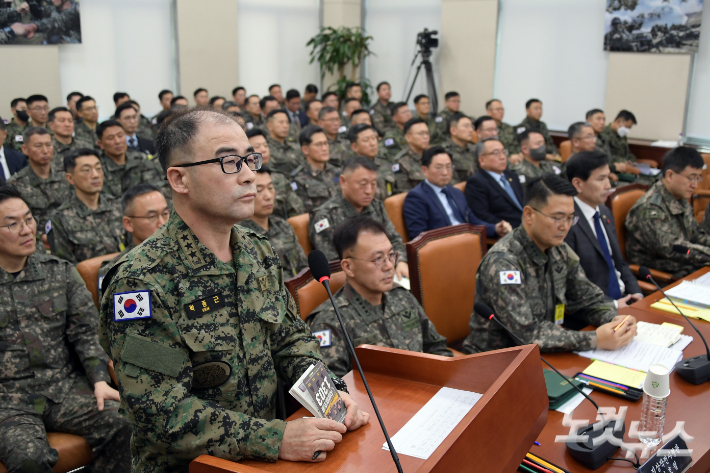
top-left (635, 321), bottom-right (683, 348)
top-left (576, 339), bottom-right (683, 373)
top-left (650, 299), bottom-right (710, 322)
top-left (665, 280), bottom-right (710, 309)
top-left (583, 360), bottom-right (647, 388)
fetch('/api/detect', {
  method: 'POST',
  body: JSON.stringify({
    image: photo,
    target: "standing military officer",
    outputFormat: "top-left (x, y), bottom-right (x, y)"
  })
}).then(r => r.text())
top-left (265, 110), bottom-right (303, 176)
top-left (517, 99), bottom-right (559, 159)
top-left (318, 106), bottom-right (351, 169)
top-left (443, 113), bottom-right (477, 181)
top-left (370, 81), bottom-right (394, 135)
top-left (462, 174), bottom-right (637, 354)
top-left (391, 118), bottom-right (430, 194)
top-left (0, 186), bottom-right (131, 472)
top-left (99, 108), bottom-right (368, 471)
top-left (382, 102), bottom-right (412, 159)
top-left (307, 216), bottom-right (451, 377)
top-left (4, 98), bottom-right (29, 151)
top-left (290, 126), bottom-right (340, 213)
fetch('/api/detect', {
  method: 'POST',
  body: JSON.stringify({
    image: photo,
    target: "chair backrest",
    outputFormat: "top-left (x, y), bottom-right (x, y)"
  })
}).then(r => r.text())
top-left (605, 184), bottom-right (648, 259)
top-left (407, 224), bottom-right (487, 344)
top-left (76, 253), bottom-right (120, 308)
top-left (285, 261), bottom-right (347, 320)
top-left (453, 181), bottom-right (466, 192)
top-left (384, 192), bottom-right (409, 243)
top-left (471, 131), bottom-right (478, 144)
top-left (559, 140), bottom-right (572, 162)
top-left (286, 213), bottom-right (313, 255)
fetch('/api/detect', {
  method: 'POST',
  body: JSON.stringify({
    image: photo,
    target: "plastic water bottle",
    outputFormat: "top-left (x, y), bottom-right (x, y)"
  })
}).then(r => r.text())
top-left (638, 364), bottom-right (670, 446)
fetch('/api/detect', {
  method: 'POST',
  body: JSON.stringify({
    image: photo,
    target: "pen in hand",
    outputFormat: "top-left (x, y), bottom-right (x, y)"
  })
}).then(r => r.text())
top-left (313, 451), bottom-right (321, 460)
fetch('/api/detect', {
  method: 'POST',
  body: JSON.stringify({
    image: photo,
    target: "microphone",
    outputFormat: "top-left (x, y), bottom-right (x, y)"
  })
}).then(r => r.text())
top-left (308, 251), bottom-right (404, 473)
top-left (638, 266), bottom-right (710, 385)
top-left (474, 302), bottom-right (629, 470)
top-left (672, 244), bottom-right (692, 256)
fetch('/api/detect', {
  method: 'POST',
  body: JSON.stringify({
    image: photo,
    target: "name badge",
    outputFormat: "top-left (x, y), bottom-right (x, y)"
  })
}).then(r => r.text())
top-left (184, 293), bottom-right (225, 319)
top-left (555, 304), bottom-right (565, 326)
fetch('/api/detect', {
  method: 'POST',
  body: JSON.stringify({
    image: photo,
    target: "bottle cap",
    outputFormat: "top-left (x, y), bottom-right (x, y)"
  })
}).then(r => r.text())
top-left (643, 364), bottom-right (671, 398)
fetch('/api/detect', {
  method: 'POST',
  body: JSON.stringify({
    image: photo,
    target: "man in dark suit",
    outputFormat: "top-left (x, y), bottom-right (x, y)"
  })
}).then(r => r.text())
top-left (403, 146), bottom-right (511, 240)
top-left (0, 119), bottom-right (28, 182)
top-left (285, 89), bottom-right (309, 128)
top-left (115, 103), bottom-right (155, 155)
top-left (565, 151), bottom-right (642, 310)
top-left (465, 138), bottom-right (524, 228)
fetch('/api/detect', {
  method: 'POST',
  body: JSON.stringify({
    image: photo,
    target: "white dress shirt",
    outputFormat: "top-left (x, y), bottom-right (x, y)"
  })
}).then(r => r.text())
top-left (484, 170), bottom-right (506, 190)
top-left (424, 179), bottom-right (461, 226)
top-left (0, 146), bottom-right (11, 181)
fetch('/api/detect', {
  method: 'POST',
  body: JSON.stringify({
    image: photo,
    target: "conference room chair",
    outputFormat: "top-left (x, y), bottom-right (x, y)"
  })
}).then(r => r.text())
top-left (471, 131), bottom-right (478, 144)
top-left (286, 213), bottom-right (313, 255)
top-left (691, 153), bottom-right (710, 223)
top-left (559, 140), bottom-right (572, 162)
top-left (605, 183), bottom-right (672, 292)
top-left (285, 261), bottom-right (346, 321)
top-left (453, 181), bottom-right (466, 192)
top-left (76, 253), bottom-right (120, 308)
top-left (406, 224), bottom-right (487, 349)
top-left (384, 192), bottom-right (409, 243)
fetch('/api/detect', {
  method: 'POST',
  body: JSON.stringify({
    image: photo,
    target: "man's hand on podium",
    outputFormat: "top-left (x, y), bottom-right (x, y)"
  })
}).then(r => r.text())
top-left (279, 392), bottom-right (370, 462)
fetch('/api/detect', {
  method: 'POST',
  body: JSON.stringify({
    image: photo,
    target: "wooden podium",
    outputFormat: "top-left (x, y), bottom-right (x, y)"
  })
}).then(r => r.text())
top-left (190, 344), bottom-right (548, 473)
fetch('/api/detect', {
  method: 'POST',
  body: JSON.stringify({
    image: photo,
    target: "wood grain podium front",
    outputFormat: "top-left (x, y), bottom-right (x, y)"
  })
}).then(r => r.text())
top-left (190, 344), bottom-right (548, 473)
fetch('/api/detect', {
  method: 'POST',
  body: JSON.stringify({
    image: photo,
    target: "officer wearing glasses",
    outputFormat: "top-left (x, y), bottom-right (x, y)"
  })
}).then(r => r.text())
top-left (462, 174), bottom-right (637, 355)
top-left (99, 109), bottom-right (368, 470)
top-left (307, 216), bottom-right (452, 377)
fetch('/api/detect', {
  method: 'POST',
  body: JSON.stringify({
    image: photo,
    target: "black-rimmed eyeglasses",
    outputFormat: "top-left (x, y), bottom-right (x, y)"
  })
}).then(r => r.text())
top-left (170, 153), bottom-right (262, 175)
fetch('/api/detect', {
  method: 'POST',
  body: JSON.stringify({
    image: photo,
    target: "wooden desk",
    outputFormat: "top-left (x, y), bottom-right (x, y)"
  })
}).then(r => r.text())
top-left (533, 268), bottom-right (710, 472)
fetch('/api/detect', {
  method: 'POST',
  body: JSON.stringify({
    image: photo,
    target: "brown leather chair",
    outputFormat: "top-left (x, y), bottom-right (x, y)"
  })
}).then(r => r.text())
top-left (407, 224), bottom-right (487, 347)
top-left (286, 213), bottom-right (313, 256)
top-left (453, 181), bottom-right (466, 192)
top-left (471, 131), bottom-right (478, 144)
top-left (285, 261), bottom-right (347, 321)
top-left (384, 192), bottom-right (409, 244)
top-left (605, 183), bottom-right (672, 292)
top-left (559, 140), bottom-right (572, 162)
top-left (691, 153), bottom-right (710, 223)
top-left (0, 432), bottom-right (93, 473)
top-left (76, 253), bottom-right (120, 308)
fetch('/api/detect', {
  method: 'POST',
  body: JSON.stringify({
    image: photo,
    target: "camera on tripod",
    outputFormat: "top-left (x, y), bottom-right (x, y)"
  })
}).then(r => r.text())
top-left (416, 29), bottom-right (439, 52)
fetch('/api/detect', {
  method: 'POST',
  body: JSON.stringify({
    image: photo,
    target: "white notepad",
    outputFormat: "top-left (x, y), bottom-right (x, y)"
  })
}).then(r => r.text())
top-left (635, 321), bottom-right (682, 348)
top-left (576, 339), bottom-right (683, 373)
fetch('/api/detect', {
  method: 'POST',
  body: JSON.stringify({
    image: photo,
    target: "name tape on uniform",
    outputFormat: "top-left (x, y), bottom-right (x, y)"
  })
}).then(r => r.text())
top-left (499, 270), bottom-right (521, 285)
top-left (313, 330), bottom-right (331, 347)
top-left (114, 291), bottom-right (152, 321)
top-left (314, 218), bottom-right (330, 234)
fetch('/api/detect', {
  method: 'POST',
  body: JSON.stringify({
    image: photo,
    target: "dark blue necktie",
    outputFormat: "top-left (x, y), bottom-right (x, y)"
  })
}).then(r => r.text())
top-left (441, 187), bottom-right (464, 224)
top-left (499, 175), bottom-right (523, 211)
top-left (593, 211), bottom-right (622, 299)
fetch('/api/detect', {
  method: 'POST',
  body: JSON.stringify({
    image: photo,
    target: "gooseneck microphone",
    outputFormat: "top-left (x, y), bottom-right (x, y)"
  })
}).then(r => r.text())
top-left (474, 302), bottom-right (632, 470)
top-left (308, 251), bottom-right (404, 473)
top-left (639, 265), bottom-right (710, 385)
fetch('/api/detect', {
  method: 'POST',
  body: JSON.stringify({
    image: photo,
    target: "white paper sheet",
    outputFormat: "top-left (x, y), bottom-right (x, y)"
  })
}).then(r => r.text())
top-left (576, 339), bottom-right (682, 373)
top-left (383, 387), bottom-right (482, 460)
top-left (665, 281), bottom-right (710, 308)
top-left (669, 334), bottom-right (693, 352)
top-left (554, 388), bottom-right (593, 415)
top-left (694, 272), bottom-right (710, 287)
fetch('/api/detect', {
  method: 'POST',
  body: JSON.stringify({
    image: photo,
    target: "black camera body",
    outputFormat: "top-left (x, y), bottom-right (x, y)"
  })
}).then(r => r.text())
top-left (417, 29), bottom-right (439, 52)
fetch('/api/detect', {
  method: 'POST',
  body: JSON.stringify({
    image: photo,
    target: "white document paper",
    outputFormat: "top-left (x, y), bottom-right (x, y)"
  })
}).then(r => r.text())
top-left (694, 272), bottom-right (710, 287)
top-left (554, 388), bottom-right (593, 415)
top-left (635, 321), bottom-right (682, 347)
top-left (651, 140), bottom-right (678, 148)
top-left (383, 387), bottom-right (482, 460)
top-left (665, 281), bottom-right (710, 308)
top-left (576, 339), bottom-right (682, 373)
top-left (669, 334), bottom-right (693, 352)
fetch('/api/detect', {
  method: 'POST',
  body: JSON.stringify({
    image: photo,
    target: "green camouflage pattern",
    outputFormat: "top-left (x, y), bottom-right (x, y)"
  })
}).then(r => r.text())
top-left (271, 170), bottom-right (305, 219)
top-left (99, 150), bottom-right (169, 200)
top-left (372, 155), bottom-right (396, 201)
top-left (625, 180), bottom-right (710, 278)
top-left (425, 115), bottom-right (444, 147)
top-left (443, 137), bottom-right (477, 183)
top-left (370, 101), bottom-right (394, 135)
top-left (98, 244), bottom-right (134, 285)
top-left (433, 109), bottom-right (454, 144)
top-left (47, 193), bottom-right (125, 264)
top-left (244, 115), bottom-right (265, 131)
top-left (391, 146), bottom-right (425, 194)
top-left (511, 159), bottom-right (565, 182)
top-left (308, 192), bottom-right (407, 263)
top-left (518, 117), bottom-right (558, 155)
top-left (462, 226), bottom-right (616, 354)
top-left (138, 115), bottom-right (154, 141)
top-left (3, 118), bottom-right (29, 152)
top-left (266, 135), bottom-right (304, 176)
top-left (99, 211), bottom-right (334, 472)
top-left (290, 163), bottom-right (341, 213)
top-left (328, 136), bottom-right (351, 169)
top-left (600, 124), bottom-right (637, 163)
top-left (382, 127), bottom-right (406, 160)
top-left (6, 164), bottom-right (73, 229)
top-left (73, 121), bottom-right (99, 149)
top-left (51, 136), bottom-right (94, 168)
top-left (239, 216), bottom-right (308, 279)
top-left (498, 122), bottom-right (521, 154)
top-left (32, 1), bottom-right (81, 43)
top-left (307, 282), bottom-right (452, 377)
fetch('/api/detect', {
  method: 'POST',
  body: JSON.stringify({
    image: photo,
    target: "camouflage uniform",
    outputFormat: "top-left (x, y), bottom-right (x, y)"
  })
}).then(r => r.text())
top-left (370, 100), bottom-right (394, 135)
top-left (518, 117), bottom-right (558, 155)
top-left (307, 282), bottom-right (452, 377)
top-left (625, 180), bottom-right (710, 279)
top-left (51, 136), bottom-right (94, 168)
top-left (4, 118), bottom-right (30, 152)
top-left (391, 146), bottom-right (425, 194)
top-left (239, 216), bottom-right (308, 279)
top-left (244, 114), bottom-right (265, 131)
top-left (47, 193), bottom-right (125, 264)
top-left (99, 211), bottom-right (344, 472)
top-left (98, 244), bottom-right (134, 289)
top-left (73, 121), bottom-right (99, 149)
top-left (511, 159), bottom-right (565, 183)
top-left (372, 155), bottom-right (396, 201)
top-left (600, 124), bottom-right (637, 163)
top-left (266, 135), bottom-right (303, 176)
top-left (443, 137), bottom-right (477, 183)
top-left (32, 2), bottom-right (81, 43)
top-left (99, 150), bottom-right (169, 200)
top-left (595, 132), bottom-right (613, 159)
top-left (271, 170), bottom-right (305, 219)
top-left (0, 253), bottom-right (130, 472)
top-left (498, 122), bottom-right (521, 155)
top-left (462, 226), bottom-right (617, 354)
top-left (424, 115), bottom-right (444, 147)
top-left (308, 192), bottom-right (407, 263)
top-left (290, 163), bottom-right (340, 213)
top-left (433, 109), bottom-right (457, 145)
top-left (382, 127), bottom-right (407, 160)
top-left (327, 135), bottom-right (351, 169)
top-left (137, 115), bottom-right (154, 140)
top-left (6, 164), bottom-right (73, 228)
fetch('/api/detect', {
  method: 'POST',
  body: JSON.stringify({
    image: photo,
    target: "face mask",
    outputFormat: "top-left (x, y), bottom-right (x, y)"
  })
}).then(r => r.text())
top-left (529, 145), bottom-right (547, 161)
top-left (16, 110), bottom-right (29, 122)
top-left (617, 126), bottom-right (630, 138)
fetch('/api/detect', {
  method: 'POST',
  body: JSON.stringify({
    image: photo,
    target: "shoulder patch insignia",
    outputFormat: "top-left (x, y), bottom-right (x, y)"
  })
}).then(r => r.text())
top-left (517, 127), bottom-right (526, 134)
top-left (314, 218), bottom-right (330, 234)
top-left (246, 122), bottom-right (254, 130)
top-left (553, 166), bottom-right (561, 174)
top-left (338, 125), bottom-right (347, 133)
top-left (385, 138), bottom-right (395, 147)
top-left (519, 175), bottom-right (526, 183)
top-left (435, 116), bottom-right (443, 123)
top-left (290, 182), bottom-right (298, 191)
top-left (369, 109), bottom-right (375, 115)
top-left (15, 135), bottom-right (23, 142)
top-left (392, 163), bottom-right (400, 172)
top-left (257, 275), bottom-right (269, 292)
top-left (45, 220), bottom-right (52, 234)
top-left (114, 291), bottom-right (152, 321)
top-left (313, 329), bottom-right (331, 347)
top-left (499, 270), bottom-right (521, 285)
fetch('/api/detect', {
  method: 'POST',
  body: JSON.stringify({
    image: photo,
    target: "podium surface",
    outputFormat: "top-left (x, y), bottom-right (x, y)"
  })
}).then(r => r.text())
top-left (191, 344), bottom-right (548, 473)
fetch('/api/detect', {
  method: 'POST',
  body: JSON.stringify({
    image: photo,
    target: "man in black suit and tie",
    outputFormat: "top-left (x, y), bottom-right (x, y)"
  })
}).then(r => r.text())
top-left (465, 138), bottom-right (524, 228)
top-left (0, 119), bottom-right (28, 183)
top-left (565, 151), bottom-right (642, 310)
top-left (115, 103), bottom-right (155, 155)
top-left (285, 89), bottom-right (308, 128)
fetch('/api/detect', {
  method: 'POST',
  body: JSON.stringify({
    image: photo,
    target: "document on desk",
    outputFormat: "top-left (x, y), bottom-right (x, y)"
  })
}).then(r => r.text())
top-left (576, 339), bottom-right (682, 373)
top-left (665, 280), bottom-right (710, 308)
top-left (383, 387), bottom-right (482, 460)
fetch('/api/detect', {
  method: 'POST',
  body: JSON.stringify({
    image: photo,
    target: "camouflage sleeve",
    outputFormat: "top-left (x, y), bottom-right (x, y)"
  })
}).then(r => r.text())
top-left (309, 211), bottom-right (338, 262)
top-left (65, 264), bottom-right (111, 386)
top-left (285, 192), bottom-right (305, 218)
top-left (0, 27), bottom-right (14, 44)
top-left (417, 302), bottom-right (452, 357)
top-left (479, 254), bottom-right (598, 352)
top-left (371, 111), bottom-right (386, 135)
top-left (562, 245), bottom-right (617, 326)
top-left (306, 309), bottom-right (351, 378)
top-left (33, 3), bottom-right (79, 34)
top-left (0, 9), bottom-right (20, 25)
top-left (47, 216), bottom-right (77, 264)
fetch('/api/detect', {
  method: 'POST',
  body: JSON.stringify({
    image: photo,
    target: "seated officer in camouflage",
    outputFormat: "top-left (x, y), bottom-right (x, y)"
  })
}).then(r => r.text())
top-left (463, 174), bottom-right (637, 354)
top-left (382, 102), bottom-right (412, 159)
top-left (413, 94), bottom-right (442, 146)
top-left (348, 123), bottom-right (395, 200)
top-left (47, 148), bottom-right (125, 264)
top-left (599, 110), bottom-right (638, 165)
top-left (350, 109), bottom-right (373, 128)
top-left (517, 99), bottom-right (559, 160)
top-left (341, 98), bottom-right (361, 130)
top-left (265, 109), bottom-right (303, 175)
top-left (99, 108), bottom-right (368, 471)
top-left (370, 81), bottom-right (394, 135)
top-left (309, 156), bottom-right (410, 279)
top-left (512, 129), bottom-right (564, 182)
top-left (443, 113), bottom-right (477, 181)
top-left (246, 128), bottom-right (304, 218)
top-left (391, 118), bottom-right (430, 194)
top-left (3, 98), bottom-right (29, 152)
top-left (239, 167), bottom-right (308, 279)
top-left (307, 216), bottom-right (452, 377)
top-left (625, 147), bottom-right (710, 278)
top-left (486, 99), bottom-right (521, 159)
top-left (317, 106), bottom-right (350, 169)
top-left (0, 186), bottom-right (130, 472)
top-left (569, 121), bottom-right (632, 185)
top-left (290, 125), bottom-right (341, 213)
top-left (26, 95), bottom-right (49, 130)
top-left (305, 99), bottom-right (322, 127)
top-left (74, 96), bottom-right (100, 148)
top-left (48, 106), bottom-right (92, 166)
top-left (434, 91), bottom-right (462, 143)
top-left (243, 94), bottom-right (264, 130)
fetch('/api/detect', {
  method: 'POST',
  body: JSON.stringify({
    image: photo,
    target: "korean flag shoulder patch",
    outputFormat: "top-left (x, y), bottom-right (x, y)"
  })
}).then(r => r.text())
top-left (499, 270), bottom-right (521, 285)
top-left (313, 330), bottom-right (331, 347)
top-left (114, 290), bottom-right (152, 321)
top-left (435, 116), bottom-right (443, 123)
top-left (338, 125), bottom-right (347, 133)
top-left (384, 138), bottom-right (395, 147)
top-left (314, 218), bottom-right (330, 234)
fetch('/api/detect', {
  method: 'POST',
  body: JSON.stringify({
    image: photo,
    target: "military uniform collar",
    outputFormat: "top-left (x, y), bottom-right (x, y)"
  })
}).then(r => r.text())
top-left (515, 226), bottom-right (548, 265)
top-left (71, 193), bottom-right (114, 217)
top-left (336, 192), bottom-right (367, 217)
top-left (407, 146), bottom-right (422, 160)
top-left (100, 151), bottom-right (139, 170)
top-left (343, 281), bottom-right (386, 322)
top-left (27, 164), bottom-right (64, 185)
top-left (656, 180), bottom-right (688, 215)
top-left (0, 254), bottom-right (45, 285)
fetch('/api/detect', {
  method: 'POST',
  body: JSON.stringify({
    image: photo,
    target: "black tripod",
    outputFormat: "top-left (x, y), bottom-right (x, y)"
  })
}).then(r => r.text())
top-left (405, 48), bottom-right (438, 116)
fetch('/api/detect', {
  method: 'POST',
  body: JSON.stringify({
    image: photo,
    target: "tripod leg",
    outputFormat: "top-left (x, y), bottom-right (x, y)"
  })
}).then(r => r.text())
top-left (406, 62), bottom-right (425, 104)
top-left (423, 60), bottom-right (438, 114)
